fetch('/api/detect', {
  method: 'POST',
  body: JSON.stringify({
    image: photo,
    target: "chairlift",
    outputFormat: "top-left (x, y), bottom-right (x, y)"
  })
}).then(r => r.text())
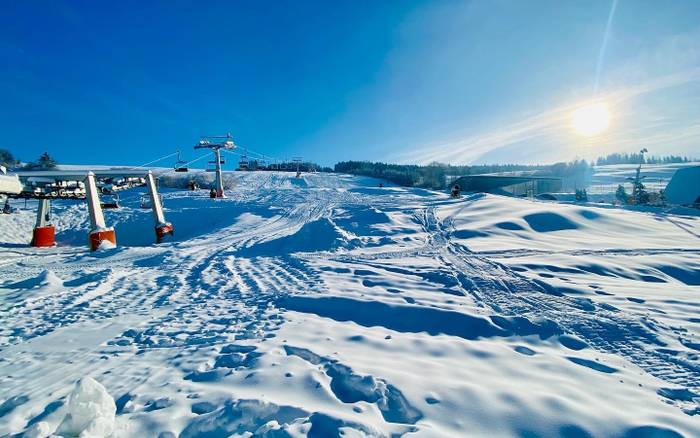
top-left (101, 193), bottom-right (120, 209)
top-left (140, 193), bottom-right (163, 209)
top-left (174, 150), bottom-right (189, 173)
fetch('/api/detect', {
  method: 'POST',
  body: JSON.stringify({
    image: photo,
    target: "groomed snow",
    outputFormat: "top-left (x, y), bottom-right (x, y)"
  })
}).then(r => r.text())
top-left (1, 171), bottom-right (699, 437)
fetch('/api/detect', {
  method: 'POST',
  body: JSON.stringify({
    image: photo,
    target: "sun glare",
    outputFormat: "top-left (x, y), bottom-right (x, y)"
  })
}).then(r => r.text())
top-left (571, 102), bottom-right (610, 137)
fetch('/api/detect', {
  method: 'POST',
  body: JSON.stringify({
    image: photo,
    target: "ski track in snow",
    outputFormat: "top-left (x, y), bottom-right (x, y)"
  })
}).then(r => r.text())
top-left (1, 171), bottom-right (699, 437)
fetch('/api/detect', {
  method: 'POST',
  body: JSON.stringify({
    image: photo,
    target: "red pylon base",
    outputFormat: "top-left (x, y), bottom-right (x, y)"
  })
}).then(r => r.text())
top-left (89, 228), bottom-right (116, 251)
top-left (31, 225), bottom-right (56, 247)
top-left (155, 223), bottom-right (174, 243)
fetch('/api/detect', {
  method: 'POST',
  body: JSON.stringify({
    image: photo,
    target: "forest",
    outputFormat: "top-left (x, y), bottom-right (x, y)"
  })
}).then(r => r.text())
top-left (334, 159), bottom-right (593, 190)
top-left (334, 153), bottom-right (694, 190)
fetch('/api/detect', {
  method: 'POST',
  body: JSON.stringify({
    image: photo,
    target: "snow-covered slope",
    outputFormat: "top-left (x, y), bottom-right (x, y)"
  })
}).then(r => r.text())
top-left (1, 172), bottom-right (699, 437)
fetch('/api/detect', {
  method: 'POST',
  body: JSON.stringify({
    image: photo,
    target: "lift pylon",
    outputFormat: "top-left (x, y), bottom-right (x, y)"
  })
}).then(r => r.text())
top-left (31, 199), bottom-right (55, 247)
top-left (146, 171), bottom-right (173, 243)
top-left (85, 172), bottom-right (116, 251)
top-left (195, 134), bottom-right (235, 198)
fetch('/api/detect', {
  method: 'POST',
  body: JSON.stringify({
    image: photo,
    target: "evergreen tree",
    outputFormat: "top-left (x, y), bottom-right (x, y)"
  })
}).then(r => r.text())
top-left (37, 152), bottom-right (57, 169)
top-left (24, 152), bottom-right (58, 170)
top-left (628, 166), bottom-right (649, 205)
top-left (615, 184), bottom-right (628, 204)
top-left (0, 149), bottom-right (17, 167)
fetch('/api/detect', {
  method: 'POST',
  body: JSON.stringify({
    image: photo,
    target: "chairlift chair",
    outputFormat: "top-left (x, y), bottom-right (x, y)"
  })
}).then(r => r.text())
top-left (101, 193), bottom-right (120, 209)
top-left (174, 151), bottom-right (189, 172)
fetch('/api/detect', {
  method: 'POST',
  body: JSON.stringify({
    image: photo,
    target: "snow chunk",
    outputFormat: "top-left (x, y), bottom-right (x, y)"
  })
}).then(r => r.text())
top-left (180, 399), bottom-right (308, 438)
top-left (23, 421), bottom-right (51, 438)
top-left (96, 240), bottom-right (116, 251)
top-left (56, 377), bottom-right (116, 438)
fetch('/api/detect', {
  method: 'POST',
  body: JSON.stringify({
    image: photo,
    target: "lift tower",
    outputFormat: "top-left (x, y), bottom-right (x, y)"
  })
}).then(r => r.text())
top-left (195, 134), bottom-right (236, 198)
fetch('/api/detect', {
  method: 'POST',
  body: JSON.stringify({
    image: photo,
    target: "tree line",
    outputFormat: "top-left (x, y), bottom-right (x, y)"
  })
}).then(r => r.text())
top-left (334, 152), bottom-right (695, 190)
top-left (0, 149), bottom-right (57, 170)
top-left (596, 153), bottom-right (692, 166)
top-left (334, 160), bottom-right (593, 190)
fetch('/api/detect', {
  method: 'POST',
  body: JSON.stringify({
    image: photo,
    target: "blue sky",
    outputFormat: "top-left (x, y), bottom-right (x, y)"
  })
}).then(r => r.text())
top-left (1, 0), bottom-right (699, 167)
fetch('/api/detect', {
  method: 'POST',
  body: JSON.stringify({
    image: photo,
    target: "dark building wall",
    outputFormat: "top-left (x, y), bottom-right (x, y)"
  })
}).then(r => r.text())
top-left (452, 176), bottom-right (562, 195)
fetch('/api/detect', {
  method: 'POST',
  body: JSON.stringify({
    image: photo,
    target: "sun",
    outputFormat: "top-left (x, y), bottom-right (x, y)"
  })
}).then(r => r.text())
top-left (571, 102), bottom-right (610, 136)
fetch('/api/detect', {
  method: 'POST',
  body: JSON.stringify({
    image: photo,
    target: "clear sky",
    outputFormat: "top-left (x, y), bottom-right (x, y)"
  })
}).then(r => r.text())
top-left (1, 0), bottom-right (699, 167)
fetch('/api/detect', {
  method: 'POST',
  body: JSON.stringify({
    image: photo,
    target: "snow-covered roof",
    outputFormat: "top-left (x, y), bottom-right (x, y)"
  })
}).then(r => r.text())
top-left (665, 165), bottom-right (700, 205)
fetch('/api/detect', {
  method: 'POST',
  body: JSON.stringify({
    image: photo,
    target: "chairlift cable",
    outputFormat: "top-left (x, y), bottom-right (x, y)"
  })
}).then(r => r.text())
top-left (135, 151), bottom-right (180, 168)
top-left (154, 152), bottom-right (215, 179)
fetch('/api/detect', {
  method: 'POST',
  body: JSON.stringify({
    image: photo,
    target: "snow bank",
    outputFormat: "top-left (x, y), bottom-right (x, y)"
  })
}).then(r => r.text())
top-left (445, 193), bottom-right (700, 252)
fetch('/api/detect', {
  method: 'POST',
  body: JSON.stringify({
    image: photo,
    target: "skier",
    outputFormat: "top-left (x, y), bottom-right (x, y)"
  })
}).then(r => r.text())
top-left (451, 184), bottom-right (461, 198)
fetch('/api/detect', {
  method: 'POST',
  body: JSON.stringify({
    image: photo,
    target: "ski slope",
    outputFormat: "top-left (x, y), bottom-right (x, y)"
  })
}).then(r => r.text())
top-left (1, 171), bottom-right (699, 437)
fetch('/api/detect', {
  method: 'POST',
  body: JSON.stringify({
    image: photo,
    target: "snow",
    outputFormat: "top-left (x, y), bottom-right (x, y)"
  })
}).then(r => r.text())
top-left (56, 377), bottom-right (117, 438)
top-left (1, 171), bottom-right (699, 437)
top-left (665, 165), bottom-right (700, 205)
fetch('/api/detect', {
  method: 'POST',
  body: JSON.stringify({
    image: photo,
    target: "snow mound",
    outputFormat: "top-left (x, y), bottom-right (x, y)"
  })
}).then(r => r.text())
top-left (281, 295), bottom-right (561, 341)
top-left (522, 212), bottom-right (580, 232)
top-left (5, 270), bottom-right (63, 290)
top-left (56, 377), bottom-right (116, 438)
top-left (179, 399), bottom-right (308, 438)
top-left (446, 194), bottom-right (699, 252)
top-left (238, 217), bottom-right (348, 257)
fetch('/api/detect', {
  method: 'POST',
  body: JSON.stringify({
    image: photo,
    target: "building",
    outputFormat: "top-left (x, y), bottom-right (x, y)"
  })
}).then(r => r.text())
top-left (665, 166), bottom-right (700, 206)
top-left (450, 175), bottom-right (562, 196)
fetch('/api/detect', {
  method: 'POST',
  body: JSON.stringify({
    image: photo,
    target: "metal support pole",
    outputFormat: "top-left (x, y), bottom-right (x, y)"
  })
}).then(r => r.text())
top-left (31, 198), bottom-right (55, 247)
top-left (36, 199), bottom-right (51, 227)
top-left (214, 148), bottom-right (225, 198)
top-left (146, 171), bottom-right (173, 242)
top-left (85, 172), bottom-right (116, 250)
top-left (85, 172), bottom-right (106, 230)
top-left (147, 171), bottom-right (166, 226)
